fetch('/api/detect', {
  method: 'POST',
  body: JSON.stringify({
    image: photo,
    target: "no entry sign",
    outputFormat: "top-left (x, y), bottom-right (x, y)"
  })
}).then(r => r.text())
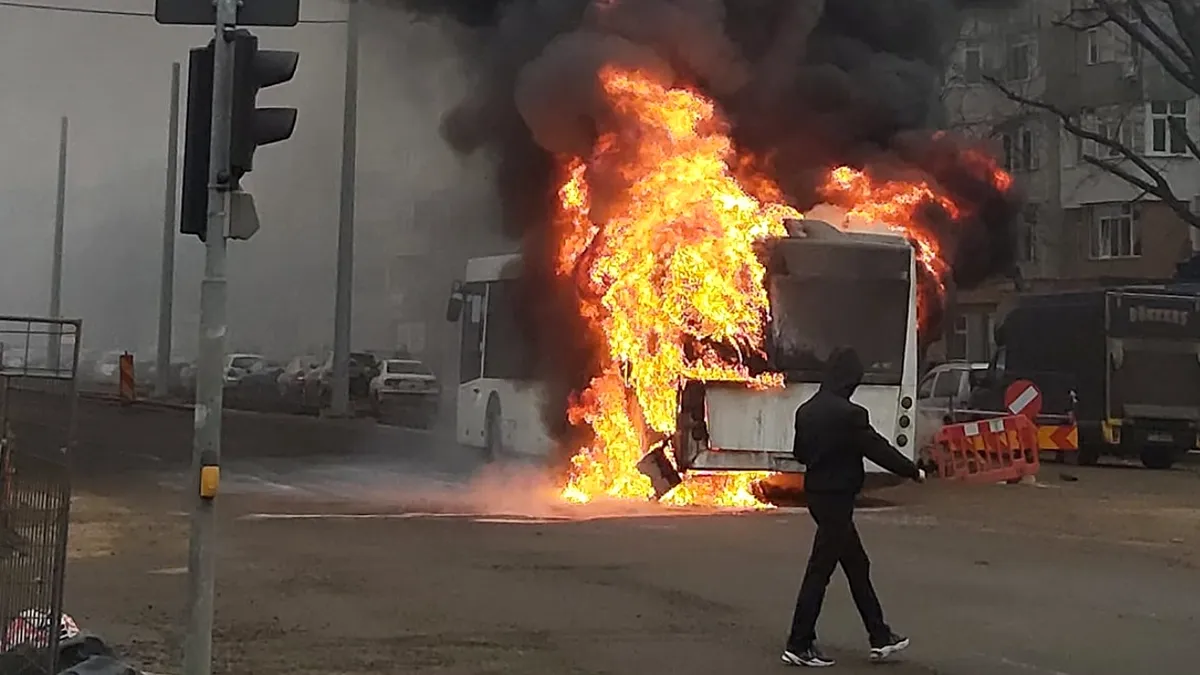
top-left (1004, 379), bottom-right (1043, 420)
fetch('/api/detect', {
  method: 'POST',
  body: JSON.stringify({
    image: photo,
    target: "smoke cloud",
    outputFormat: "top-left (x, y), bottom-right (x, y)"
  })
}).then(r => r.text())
top-left (390, 0), bottom-right (1021, 447)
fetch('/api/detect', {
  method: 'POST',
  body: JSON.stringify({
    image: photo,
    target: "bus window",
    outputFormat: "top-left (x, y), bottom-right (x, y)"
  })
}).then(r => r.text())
top-left (459, 282), bottom-right (485, 384)
top-left (482, 279), bottom-right (535, 380)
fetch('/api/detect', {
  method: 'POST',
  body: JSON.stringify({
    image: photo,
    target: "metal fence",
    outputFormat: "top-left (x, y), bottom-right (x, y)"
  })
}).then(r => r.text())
top-left (0, 316), bottom-right (79, 675)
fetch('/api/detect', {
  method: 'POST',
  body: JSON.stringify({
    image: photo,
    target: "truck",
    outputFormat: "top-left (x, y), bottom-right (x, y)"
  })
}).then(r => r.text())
top-left (445, 218), bottom-right (920, 490)
top-left (969, 286), bottom-right (1200, 469)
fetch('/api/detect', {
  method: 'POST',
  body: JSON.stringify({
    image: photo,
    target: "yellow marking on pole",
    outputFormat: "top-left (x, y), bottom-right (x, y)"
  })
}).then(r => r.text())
top-left (199, 466), bottom-right (219, 498)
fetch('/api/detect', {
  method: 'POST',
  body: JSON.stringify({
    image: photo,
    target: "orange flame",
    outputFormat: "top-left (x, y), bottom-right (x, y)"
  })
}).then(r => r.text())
top-left (550, 67), bottom-right (999, 508)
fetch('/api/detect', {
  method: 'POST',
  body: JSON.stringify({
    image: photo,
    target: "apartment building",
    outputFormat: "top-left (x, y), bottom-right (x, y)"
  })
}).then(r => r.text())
top-left (939, 0), bottom-right (1200, 361)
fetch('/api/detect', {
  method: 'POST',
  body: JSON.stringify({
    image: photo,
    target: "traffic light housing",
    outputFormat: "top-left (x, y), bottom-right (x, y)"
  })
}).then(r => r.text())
top-left (230, 31), bottom-right (298, 182)
top-left (180, 42), bottom-right (214, 239)
top-left (178, 31), bottom-right (298, 240)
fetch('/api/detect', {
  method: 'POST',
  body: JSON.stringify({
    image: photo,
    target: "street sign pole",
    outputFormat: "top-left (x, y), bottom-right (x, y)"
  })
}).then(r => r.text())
top-left (184, 1), bottom-right (237, 673)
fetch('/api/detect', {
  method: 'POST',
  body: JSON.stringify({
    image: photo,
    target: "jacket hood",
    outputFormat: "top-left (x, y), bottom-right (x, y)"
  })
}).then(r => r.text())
top-left (820, 346), bottom-right (863, 399)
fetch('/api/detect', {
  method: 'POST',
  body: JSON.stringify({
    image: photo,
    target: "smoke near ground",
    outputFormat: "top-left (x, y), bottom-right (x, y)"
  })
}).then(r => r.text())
top-left (223, 448), bottom-right (692, 519)
top-left (391, 0), bottom-right (1021, 450)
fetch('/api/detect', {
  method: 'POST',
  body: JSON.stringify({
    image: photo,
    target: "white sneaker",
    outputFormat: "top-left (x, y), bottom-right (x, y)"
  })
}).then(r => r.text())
top-left (781, 647), bottom-right (836, 667)
top-left (869, 633), bottom-right (910, 661)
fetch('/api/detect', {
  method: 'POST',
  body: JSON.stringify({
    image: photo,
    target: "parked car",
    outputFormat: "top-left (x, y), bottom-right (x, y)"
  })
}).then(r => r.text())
top-left (92, 351), bottom-right (125, 384)
top-left (915, 361), bottom-right (989, 450)
top-left (224, 353), bottom-right (266, 385)
top-left (276, 355), bottom-right (321, 411)
top-left (237, 359), bottom-right (286, 407)
top-left (916, 361), bottom-right (989, 422)
top-left (369, 359), bottom-right (440, 427)
top-left (306, 351), bottom-right (381, 408)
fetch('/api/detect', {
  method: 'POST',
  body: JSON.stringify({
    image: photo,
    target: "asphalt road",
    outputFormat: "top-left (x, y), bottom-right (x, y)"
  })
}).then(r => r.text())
top-left (13, 395), bottom-right (1200, 675)
top-left (66, 479), bottom-right (1200, 675)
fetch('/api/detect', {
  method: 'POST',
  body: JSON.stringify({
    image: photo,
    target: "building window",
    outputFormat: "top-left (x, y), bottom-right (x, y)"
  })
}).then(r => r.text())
top-left (953, 314), bottom-right (968, 340)
top-left (963, 45), bottom-right (983, 84)
top-left (1086, 26), bottom-right (1121, 64)
top-left (1006, 42), bottom-right (1032, 81)
top-left (1017, 204), bottom-right (1037, 262)
top-left (966, 313), bottom-right (994, 363)
top-left (1147, 100), bottom-right (1188, 155)
top-left (1080, 111), bottom-right (1145, 158)
top-left (1016, 223), bottom-right (1036, 262)
top-left (1002, 126), bottom-right (1038, 172)
top-left (1090, 203), bottom-right (1141, 259)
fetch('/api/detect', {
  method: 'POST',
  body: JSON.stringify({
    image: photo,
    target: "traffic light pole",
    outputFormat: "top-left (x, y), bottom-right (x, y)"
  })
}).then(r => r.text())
top-left (184, 1), bottom-right (236, 674)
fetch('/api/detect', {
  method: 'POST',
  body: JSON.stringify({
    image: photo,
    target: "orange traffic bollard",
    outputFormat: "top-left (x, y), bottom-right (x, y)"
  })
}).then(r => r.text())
top-left (118, 352), bottom-right (136, 405)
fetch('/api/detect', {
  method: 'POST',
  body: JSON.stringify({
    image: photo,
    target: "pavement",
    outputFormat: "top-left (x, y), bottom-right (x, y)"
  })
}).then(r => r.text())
top-left (12, 395), bottom-right (1200, 675)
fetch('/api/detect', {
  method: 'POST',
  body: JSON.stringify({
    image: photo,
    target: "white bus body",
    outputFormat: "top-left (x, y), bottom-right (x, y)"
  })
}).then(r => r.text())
top-left (448, 220), bottom-right (920, 474)
top-left (674, 223), bottom-right (920, 474)
top-left (449, 254), bottom-right (555, 460)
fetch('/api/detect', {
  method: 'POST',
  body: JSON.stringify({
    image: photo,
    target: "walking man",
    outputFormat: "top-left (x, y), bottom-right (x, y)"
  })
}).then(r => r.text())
top-left (781, 346), bottom-right (925, 667)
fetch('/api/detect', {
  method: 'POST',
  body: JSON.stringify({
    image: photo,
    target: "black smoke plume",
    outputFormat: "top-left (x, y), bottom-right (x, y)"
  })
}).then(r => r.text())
top-left (387, 0), bottom-right (1021, 456)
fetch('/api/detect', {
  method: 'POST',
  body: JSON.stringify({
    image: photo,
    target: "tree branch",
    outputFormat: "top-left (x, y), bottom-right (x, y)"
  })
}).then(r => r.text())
top-left (1162, 0), bottom-right (1200, 71)
top-left (1100, 0), bottom-right (1199, 94)
top-left (1051, 8), bottom-right (1111, 32)
top-left (985, 75), bottom-right (1200, 228)
top-left (1125, 0), bottom-right (1193, 69)
top-left (1086, 156), bottom-right (1200, 227)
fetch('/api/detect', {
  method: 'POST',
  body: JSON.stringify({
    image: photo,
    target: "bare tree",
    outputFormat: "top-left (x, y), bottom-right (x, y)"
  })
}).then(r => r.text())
top-left (987, 0), bottom-right (1200, 228)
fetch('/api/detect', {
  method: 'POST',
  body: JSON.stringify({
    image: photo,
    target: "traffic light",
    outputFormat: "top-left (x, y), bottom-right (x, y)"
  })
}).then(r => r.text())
top-left (178, 31), bottom-right (298, 240)
top-left (230, 30), bottom-right (298, 182)
top-left (180, 42), bottom-right (214, 239)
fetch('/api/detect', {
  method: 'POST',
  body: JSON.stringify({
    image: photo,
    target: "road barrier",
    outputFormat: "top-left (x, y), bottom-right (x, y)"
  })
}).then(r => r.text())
top-left (929, 414), bottom-right (1040, 484)
top-left (942, 408), bottom-right (1078, 459)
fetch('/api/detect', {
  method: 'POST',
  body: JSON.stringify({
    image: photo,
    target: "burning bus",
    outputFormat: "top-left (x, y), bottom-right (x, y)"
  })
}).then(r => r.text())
top-left (672, 219), bottom-right (918, 477)
top-left (437, 65), bottom-right (1011, 509)
top-left (445, 216), bottom-right (919, 504)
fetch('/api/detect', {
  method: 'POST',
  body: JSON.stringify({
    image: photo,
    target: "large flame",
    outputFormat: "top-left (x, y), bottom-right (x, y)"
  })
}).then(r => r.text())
top-left (550, 67), bottom-right (1006, 508)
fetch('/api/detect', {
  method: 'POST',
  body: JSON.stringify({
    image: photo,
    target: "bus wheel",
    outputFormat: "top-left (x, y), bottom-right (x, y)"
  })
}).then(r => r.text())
top-left (484, 408), bottom-right (502, 462)
top-left (1140, 447), bottom-right (1176, 470)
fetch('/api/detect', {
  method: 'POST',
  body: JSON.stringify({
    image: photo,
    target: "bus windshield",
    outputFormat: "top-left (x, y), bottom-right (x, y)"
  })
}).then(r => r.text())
top-left (764, 239), bottom-right (911, 385)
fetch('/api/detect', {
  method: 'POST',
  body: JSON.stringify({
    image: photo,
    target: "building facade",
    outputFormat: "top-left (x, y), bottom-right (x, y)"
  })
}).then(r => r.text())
top-left (939, 0), bottom-right (1200, 362)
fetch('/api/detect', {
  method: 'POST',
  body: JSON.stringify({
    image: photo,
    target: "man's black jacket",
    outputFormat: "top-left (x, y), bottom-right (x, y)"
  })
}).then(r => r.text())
top-left (792, 347), bottom-right (920, 494)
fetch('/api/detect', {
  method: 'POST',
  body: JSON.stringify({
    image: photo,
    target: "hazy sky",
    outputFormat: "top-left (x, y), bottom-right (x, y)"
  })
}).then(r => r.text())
top-left (0, 0), bottom-right (502, 360)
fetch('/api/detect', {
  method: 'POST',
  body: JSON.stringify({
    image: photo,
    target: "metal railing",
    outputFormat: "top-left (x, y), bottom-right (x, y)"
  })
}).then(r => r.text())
top-left (0, 316), bottom-right (79, 674)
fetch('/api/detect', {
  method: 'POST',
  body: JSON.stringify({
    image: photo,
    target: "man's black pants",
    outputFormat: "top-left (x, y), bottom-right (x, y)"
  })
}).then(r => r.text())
top-left (786, 491), bottom-right (891, 650)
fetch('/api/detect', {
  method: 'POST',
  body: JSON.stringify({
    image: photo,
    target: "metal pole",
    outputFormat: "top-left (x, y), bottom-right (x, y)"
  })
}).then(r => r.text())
top-left (331, 0), bottom-right (360, 416)
top-left (183, 1), bottom-right (236, 674)
top-left (47, 116), bottom-right (68, 371)
top-left (156, 63), bottom-right (181, 398)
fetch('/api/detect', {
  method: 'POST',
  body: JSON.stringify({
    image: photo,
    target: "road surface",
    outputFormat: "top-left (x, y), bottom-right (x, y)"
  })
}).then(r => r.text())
top-left (30, 397), bottom-right (1200, 674)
